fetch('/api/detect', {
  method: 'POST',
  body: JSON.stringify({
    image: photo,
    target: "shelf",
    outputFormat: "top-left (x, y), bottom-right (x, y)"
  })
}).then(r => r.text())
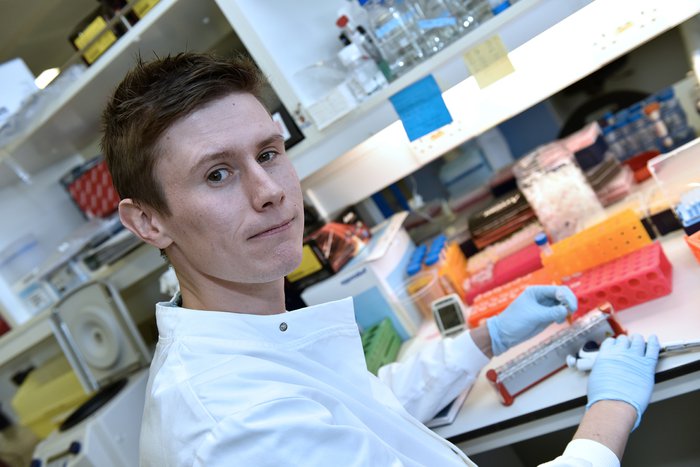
top-left (216, 0), bottom-right (594, 182)
top-left (0, 0), bottom-right (231, 188)
top-left (299, 0), bottom-right (700, 218)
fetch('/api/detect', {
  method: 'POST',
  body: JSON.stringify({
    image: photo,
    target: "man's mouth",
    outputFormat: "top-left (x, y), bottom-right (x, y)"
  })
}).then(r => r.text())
top-left (248, 218), bottom-right (295, 239)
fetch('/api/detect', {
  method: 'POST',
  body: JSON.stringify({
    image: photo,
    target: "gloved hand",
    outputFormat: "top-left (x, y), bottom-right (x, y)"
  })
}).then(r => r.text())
top-left (486, 285), bottom-right (577, 356)
top-left (587, 334), bottom-right (660, 431)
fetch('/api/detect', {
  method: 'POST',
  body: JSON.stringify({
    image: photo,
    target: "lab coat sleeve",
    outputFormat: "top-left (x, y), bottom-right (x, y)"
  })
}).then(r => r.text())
top-left (193, 397), bottom-right (405, 467)
top-left (376, 331), bottom-right (490, 423)
top-left (538, 439), bottom-right (620, 467)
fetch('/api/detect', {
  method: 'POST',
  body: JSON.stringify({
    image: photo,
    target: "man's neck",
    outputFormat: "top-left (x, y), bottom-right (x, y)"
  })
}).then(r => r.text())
top-left (177, 274), bottom-right (287, 315)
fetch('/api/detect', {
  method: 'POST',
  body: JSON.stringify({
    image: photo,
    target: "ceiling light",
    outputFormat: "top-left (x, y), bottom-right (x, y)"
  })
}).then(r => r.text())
top-left (34, 68), bottom-right (60, 89)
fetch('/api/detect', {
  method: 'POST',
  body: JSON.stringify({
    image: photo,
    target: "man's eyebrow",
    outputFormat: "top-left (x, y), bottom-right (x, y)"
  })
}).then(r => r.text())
top-left (187, 133), bottom-right (285, 177)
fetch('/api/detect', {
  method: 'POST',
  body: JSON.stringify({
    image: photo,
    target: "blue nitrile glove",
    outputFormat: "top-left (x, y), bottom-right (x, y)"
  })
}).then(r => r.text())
top-left (586, 334), bottom-right (660, 431)
top-left (486, 285), bottom-right (577, 356)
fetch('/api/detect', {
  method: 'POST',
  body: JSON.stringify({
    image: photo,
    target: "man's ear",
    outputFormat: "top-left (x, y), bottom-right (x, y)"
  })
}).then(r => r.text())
top-left (118, 198), bottom-right (173, 250)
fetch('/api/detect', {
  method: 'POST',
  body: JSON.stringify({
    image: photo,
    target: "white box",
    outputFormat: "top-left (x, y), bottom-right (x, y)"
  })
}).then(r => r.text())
top-left (302, 212), bottom-right (424, 340)
top-left (0, 58), bottom-right (37, 129)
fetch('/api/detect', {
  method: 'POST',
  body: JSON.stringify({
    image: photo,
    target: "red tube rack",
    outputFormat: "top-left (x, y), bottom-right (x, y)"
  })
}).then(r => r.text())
top-left (564, 242), bottom-right (673, 319)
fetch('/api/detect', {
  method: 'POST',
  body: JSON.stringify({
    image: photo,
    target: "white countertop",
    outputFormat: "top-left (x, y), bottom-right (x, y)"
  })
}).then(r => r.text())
top-left (421, 231), bottom-right (700, 453)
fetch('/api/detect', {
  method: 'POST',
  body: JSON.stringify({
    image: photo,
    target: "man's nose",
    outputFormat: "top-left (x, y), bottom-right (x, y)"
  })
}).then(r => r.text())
top-left (248, 166), bottom-right (284, 210)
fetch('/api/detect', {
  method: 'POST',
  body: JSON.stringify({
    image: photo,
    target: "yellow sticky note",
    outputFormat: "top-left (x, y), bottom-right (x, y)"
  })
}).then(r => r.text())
top-left (463, 35), bottom-right (515, 89)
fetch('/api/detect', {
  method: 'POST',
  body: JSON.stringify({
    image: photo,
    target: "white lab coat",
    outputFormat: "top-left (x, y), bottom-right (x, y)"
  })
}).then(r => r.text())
top-left (140, 296), bottom-right (619, 466)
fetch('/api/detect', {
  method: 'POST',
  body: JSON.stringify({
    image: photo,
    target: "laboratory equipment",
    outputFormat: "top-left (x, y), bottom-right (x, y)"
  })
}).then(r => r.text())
top-left (686, 230), bottom-right (700, 264)
top-left (302, 212), bottom-right (423, 341)
top-left (11, 355), bottom-right (91, 438)
top-left (561, 122), bottom-right (608, 171)
top-left (362, 318), bottom-right (402, 374)
top-left (360, 0), bottom-right (426, 80)
top-left (566, 338), bottom-right (700, 372)
top-left (467, 189), bottom-right (536, 249)
top-left (61, 156), bottom-right (120, 219)
top-left (399, 269), bottom-right (446, 320)
top-left (430, 293), bottom-right (467, 337)
top-left (656, 87), bottom-right (693, 144)
top-left (412, 0), bottom-right (460, 55)
top-left (541, 209), bottom-right (651, 281)
top-left (534, 232), bottom-right (552, 257)
top-left (337, 42), bottom-right (388, 101)
top-left (486, 303), bottom-right (623, 406)
top-left (469, 268), bottom-right (555, 328)
top-left (563, 241), bottom-right (673, 318)
top-left (464, 242), bottom-right (542, 304)
top-left (31, 370), bottom-right (148, 467)
top-left (648, 138), bottom-right (700, 236)
top-left (443, 0), bottom-right (491, 34)
top-left (49, 281), bottom-right (151, 392)
top-left (514, 142), bottom-right (604, 242)
top-left (29, 280), bottom-right (153, 466)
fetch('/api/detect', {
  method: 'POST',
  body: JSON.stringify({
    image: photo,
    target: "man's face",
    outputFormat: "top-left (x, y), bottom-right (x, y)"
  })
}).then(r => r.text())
top-left (153, 92), bottom-right (304, 285)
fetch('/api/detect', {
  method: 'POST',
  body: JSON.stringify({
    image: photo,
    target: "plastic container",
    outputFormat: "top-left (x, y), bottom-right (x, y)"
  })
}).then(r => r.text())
top-left (336, 14), bottom-right (391, 79)
top-left (11, 355), bottom-right (91, 438)
top-left (685, 230), bottom-right (700, 264)
top-left (627, 112), bottom-right (658, 154)
top-left (0, 234), bottom-right (43, 286)
top-left (648, 138), bottom-right (700, 210)
top-left (541, 209), bottom-right (652, 281)
top-left (513, 142), bottom-right (604, 242)
top-left (396, 269), bottom-right (446, 319)
top-left (337, 42), bottom-right (388, 101)
top-left (534, 232), bottom-right (552, 257)
top-left (643, 102), bottom-right (674, 151)
top-left (656, 87), bottom-right (689, 140)
top-left (564, 242), bottom-right (672, 318)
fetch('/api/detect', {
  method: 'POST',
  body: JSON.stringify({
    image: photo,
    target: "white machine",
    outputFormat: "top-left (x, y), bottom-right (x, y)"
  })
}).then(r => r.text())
top-left (31, 370), bottom-right (148, 467)
top-left (31, 281), bottom-right (152, 466)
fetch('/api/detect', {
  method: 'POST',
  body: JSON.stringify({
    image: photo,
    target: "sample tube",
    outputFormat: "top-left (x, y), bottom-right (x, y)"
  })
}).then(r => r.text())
top-left (534, 232), bottom-right (552, 257)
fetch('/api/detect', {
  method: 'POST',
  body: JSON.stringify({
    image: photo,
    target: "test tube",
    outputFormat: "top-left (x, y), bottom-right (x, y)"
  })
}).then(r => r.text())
top-left (534, 232), bottom-right (552, 256)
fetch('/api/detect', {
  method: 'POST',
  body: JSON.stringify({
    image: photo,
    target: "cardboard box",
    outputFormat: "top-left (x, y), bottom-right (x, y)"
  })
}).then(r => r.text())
top-left (302, 212), bottom-right (423, 340)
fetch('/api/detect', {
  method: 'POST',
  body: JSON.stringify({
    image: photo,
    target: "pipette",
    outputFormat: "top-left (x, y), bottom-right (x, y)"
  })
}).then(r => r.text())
top-left (566, 338), bottom-right (700, 372)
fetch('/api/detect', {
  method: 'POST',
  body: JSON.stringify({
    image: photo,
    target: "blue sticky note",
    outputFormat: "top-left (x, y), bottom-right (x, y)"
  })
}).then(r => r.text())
top-left (389, 75), bottom-right (452, 142)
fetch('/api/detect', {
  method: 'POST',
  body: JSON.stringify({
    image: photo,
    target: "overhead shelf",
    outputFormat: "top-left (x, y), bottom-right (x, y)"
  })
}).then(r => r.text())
top-left (299, 0), bottom-right (700, 218)
top-left (0, 0), bottom-right (231, 188)
top-left (216, 0), bottom-right (594, 181)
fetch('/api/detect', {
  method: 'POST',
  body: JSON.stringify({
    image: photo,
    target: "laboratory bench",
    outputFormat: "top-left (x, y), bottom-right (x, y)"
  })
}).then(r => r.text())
top-left (407, 231), bottom-right (700, 455)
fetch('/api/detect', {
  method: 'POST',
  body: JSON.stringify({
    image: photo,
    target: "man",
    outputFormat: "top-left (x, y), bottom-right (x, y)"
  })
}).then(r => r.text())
top-left (102, 52), bottom-right (659, 466)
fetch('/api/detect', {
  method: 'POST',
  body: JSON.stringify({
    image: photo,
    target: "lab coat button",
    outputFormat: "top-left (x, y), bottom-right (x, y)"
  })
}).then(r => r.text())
top-left (279, 322), bottom-right (288, 332)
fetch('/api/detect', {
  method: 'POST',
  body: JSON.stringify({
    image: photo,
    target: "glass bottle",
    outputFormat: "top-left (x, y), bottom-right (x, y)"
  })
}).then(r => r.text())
top-left (359, 0), bottom-right (426, 80)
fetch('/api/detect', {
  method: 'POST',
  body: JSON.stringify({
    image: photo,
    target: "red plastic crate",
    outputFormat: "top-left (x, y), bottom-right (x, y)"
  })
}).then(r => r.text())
top-left (464, 243), bottom-right (542, 304)
top-left (469, 268), bottom-right (557, 328)
top-left (62, 157), bottom-right (120, 218)
top-left (564, 242), bottom-right (672, 318)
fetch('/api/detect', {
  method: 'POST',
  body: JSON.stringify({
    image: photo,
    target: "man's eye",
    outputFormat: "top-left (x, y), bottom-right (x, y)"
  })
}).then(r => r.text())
top-left (207, 168), bottom-right (230, 183)
top-left (257, 151), bottom-right (278, 164)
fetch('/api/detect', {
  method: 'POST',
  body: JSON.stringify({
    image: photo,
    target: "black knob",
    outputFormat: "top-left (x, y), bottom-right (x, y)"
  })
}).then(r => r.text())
top-left (69, 441), bottom-right (82, 454)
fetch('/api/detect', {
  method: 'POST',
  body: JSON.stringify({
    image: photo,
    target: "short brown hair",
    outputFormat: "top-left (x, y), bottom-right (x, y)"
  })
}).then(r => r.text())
top-left (101, 52), bottom-right (266, 215)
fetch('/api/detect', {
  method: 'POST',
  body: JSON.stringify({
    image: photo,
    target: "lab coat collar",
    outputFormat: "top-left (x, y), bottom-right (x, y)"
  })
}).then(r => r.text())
top-left (155, 295), bottom-right (358, 344)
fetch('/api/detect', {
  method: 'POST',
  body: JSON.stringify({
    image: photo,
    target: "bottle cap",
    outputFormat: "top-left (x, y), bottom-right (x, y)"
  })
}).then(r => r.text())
top-left (656, 87), bottom-right (674, 101)
top-left (534, 232), bottom-right (548, 246)
top-left (406, 262), bottom-right (421, 276)
top-left (424, 253), bottom-right (439, 266)
top-left (626, 112), bottom-right (642, 123)
top-left (336, 15), bottom-right (349, 28)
